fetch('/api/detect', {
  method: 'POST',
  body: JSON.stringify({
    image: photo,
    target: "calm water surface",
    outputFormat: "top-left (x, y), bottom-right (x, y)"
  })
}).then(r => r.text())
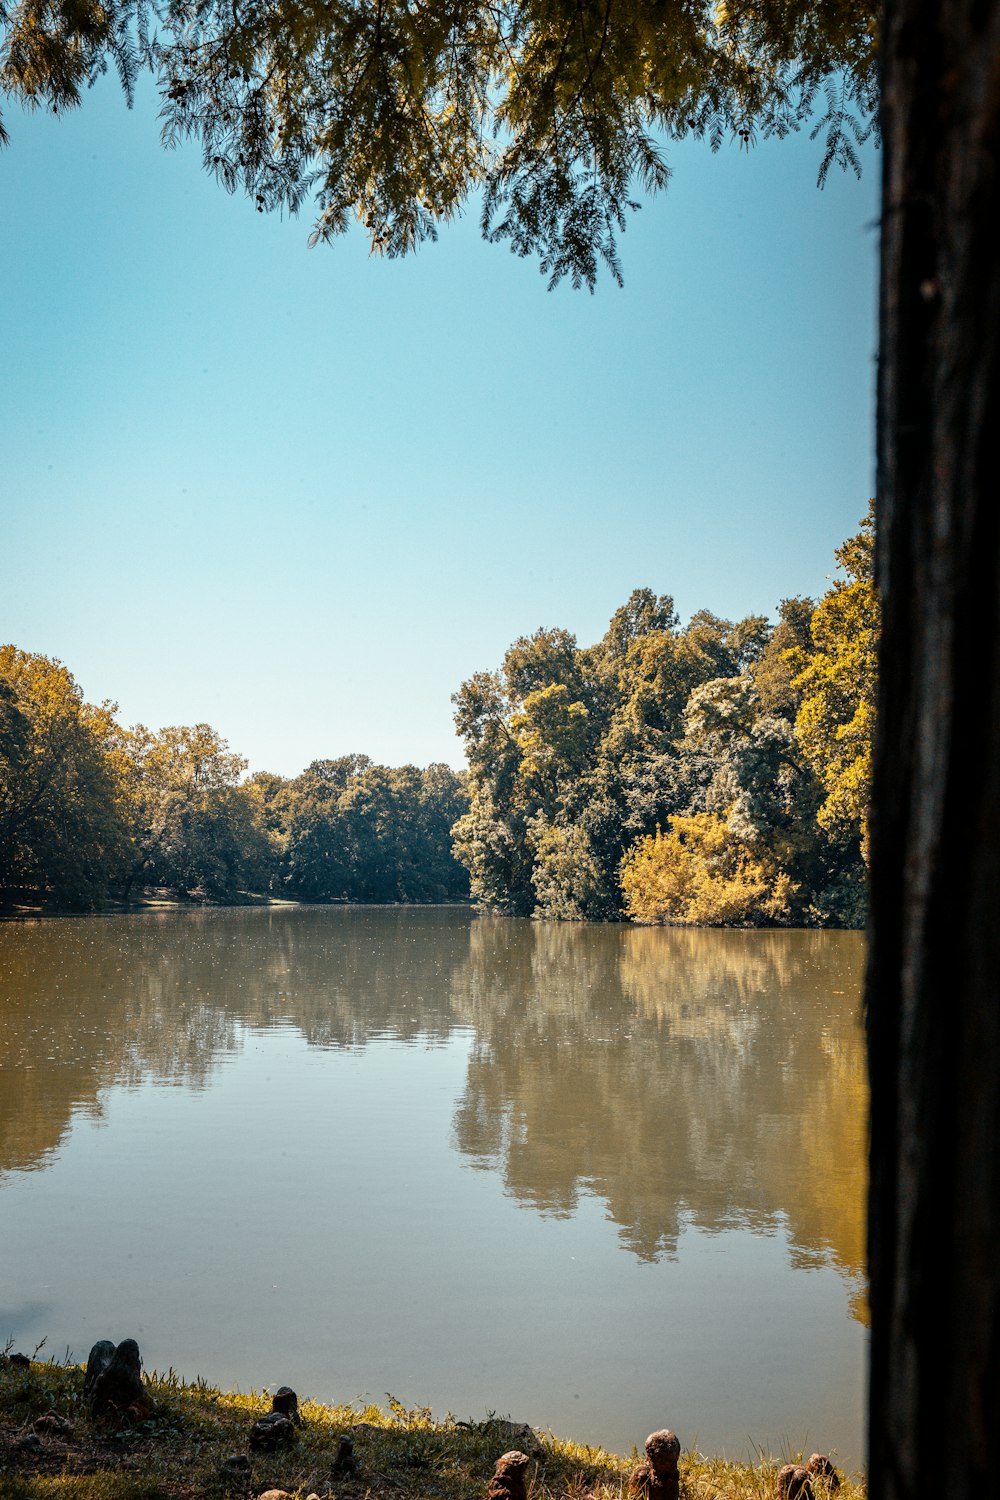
top-left (0, 908), bottom-right (868, 1469)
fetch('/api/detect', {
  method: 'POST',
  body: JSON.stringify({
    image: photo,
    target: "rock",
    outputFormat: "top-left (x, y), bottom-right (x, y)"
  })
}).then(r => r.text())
top-left (84, 1341), bottom-right (116, 1396)
top-left (222, 1454), bottom-right (251, 1476)
top-left (332, 1434), bottom-right (360, 1477)
top-left (9, 1353), bottom-right (30, 1369)
top-left (257, 1490), bottom-right (294, 1499)
top-left (14, 1433), bottom-right (42, 1453)
top-left (89, 1339), bottom-right (155, 1420)
top-left (806, 1456), bottom-right (840, 1490)
top-left (488, 1449), bottom-right (531, 1500)
top-left (776, 1464), bottom-right (814, 1500)
top-left (271, 1387), bottom-right (302, 1426)
top-left (249, 1412), bottom-right (296, 1452)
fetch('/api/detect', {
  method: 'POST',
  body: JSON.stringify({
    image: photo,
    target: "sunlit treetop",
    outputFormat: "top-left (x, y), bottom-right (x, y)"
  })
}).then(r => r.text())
top-left (1, 0), bottom-right (878, 286)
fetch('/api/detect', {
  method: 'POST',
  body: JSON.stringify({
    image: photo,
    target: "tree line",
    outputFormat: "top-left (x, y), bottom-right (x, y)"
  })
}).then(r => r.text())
top-left (0, 664), bottom-right (469, 909)
top-left (451, 504), bottom-right (875, 926)
top-left (2, 507), bottom-right (873, 921)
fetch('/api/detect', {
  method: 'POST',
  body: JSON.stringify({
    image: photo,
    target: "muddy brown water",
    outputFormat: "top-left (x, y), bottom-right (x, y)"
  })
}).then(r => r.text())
top-left (0, 907), bottom-right (868, 1470)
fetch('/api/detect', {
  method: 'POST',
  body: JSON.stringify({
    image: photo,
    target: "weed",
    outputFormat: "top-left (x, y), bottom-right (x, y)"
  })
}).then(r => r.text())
top-left (0, 1355), bottom-right (866, 1500)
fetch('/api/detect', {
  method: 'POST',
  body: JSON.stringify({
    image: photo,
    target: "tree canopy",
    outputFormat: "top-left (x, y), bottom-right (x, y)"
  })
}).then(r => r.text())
top-left (452, 508), bottom-right (876, 925)
top-left (0, 646), bottom-right (469, 909)
top-left (0, 0), bottom-right (877, 285)
top-left (0, 645), bottom-right (130, 906)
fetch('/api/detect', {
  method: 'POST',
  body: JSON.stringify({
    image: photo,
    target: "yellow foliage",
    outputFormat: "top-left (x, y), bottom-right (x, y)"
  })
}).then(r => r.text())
top-left (620, 813), bottom-right (795, 926)
top-left (790, 503), bottom-right (878, 862)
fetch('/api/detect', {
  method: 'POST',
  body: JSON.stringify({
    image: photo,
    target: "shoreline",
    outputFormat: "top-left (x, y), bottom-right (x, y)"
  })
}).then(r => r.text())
top-left (0, 897), bottom-right (864, 932)
top-left (0, 893), bottom-right (474, 923)
top-left (0, 1353), bottom-right (865, 1500)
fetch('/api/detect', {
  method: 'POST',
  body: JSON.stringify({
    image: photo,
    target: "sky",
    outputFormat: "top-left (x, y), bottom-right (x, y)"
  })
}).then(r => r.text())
top-left (1, 76), bottom-right (879, 776)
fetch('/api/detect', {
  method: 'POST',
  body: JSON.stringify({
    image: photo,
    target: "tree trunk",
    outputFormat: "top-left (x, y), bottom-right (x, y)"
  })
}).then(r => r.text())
top-left (869, 1), bottom-right (1000, 1494)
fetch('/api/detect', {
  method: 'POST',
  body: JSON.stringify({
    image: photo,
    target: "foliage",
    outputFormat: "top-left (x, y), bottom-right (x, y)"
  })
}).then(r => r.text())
top-left (1, 516), bottom-right (874, 921)
top-left (121, 721), bottom-right (269, 898)
top-left (789, 500), bottom-right (877, 861)
top-left (0, 648), bottom-right (468, 910)
top-left (270, 756), bottom-right (469, 903)
top-left (0, 1351), bottom-right (867, 1500)
top-left (619, 812), bottom-right (795, 925)
top-left (0, 646), bottom-right (130, 908)
top-left (752, 596), bottom-right (815, 714)
top-left (530, 816), bottom-right (606, 919)
top-left (1, 0), bottom-right (878, 287)
top-left (452, 516), bottom-right (876, 926)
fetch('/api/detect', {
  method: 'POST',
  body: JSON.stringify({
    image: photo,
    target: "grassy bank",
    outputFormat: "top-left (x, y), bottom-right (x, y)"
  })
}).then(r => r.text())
top-left (0, 1355), bottom-right (864, 1500)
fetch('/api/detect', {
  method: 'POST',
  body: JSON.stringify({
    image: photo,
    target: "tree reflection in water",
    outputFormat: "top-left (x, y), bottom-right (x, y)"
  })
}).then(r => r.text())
top-left (0, 908), bottom-right (866, 1322)
top-left (449, 919), bottom-right (867, 1319)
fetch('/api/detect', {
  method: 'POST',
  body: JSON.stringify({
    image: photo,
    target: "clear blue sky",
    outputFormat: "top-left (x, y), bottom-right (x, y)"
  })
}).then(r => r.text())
top-left (1, 78), bottom-right (878, 775)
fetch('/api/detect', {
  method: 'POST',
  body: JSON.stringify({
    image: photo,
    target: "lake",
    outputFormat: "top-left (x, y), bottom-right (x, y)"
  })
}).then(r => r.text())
top-left (0, 907), bottom-right (868, 1470)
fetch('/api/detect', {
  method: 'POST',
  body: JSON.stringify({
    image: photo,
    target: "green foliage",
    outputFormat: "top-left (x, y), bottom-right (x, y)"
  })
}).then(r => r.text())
top-left (0, 0), bottom-right (878, 287)
top-left (0, 646), bottom-right (130, 908)
top-left (274, 757), bottom-right (469, 903)
top-left (453, 513), bottom-right (876, 926)
top-left (0, 648), bottom-right (468, 911)
top-left (752, 596), bottom-right (816, 714)
top-left (514, 684), bottom-right (591, 811)
top-left (122, 721), bottom-right (269, 898)
top-left (530, 816), bottom-right (606, 919)
top-left (452, 782), bottom-right (535, 915)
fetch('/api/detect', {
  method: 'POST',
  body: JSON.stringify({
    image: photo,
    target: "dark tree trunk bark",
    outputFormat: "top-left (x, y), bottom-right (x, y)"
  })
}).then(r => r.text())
top-left (869, 1), bottom-right (1000, 1494)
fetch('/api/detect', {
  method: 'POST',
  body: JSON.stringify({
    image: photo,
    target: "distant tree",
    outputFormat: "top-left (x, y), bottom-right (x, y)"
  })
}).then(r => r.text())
top-left (274, 754), bottom-right (468, 903)
top-left (0, 646), bottom-right (129, 906)
top-left (599, 589), bottom-right (679, 661)
top-left (452, 782), bottom-right (535, 915)
top-left (752, 596), bottom-right (816, 715)
top-left (410, 763), bottom-right (471, 900)
top-left (129, 722), bottom-right (268, 897)
top-left (513, 683), bottom-right (592, 815)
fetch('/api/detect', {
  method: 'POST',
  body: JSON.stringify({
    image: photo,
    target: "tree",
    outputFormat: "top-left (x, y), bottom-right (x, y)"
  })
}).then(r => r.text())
top-left (1, 0), bottom-right (877, 288)
top-left (264, 754), bottom-right (469, 902)
top-left (752, 596), bottom-right (815, 714)
top-left (4, 0), bottom-right (997, 1486)
top-left (529, 816), bottom-right (606, 918)
top-left (129, 722), bottom-right (268, 897)
top-left (453, 581), bottom-right (864, 923)
top-left (0, 646), bottom-right (130, 906)
top-left (790, 502), bottom-right (877, 860)
top-left (867, 6), bottom-right (1000, 1495)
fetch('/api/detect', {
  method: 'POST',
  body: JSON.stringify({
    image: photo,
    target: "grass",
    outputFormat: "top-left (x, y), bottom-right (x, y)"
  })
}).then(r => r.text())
top-left (0, 1353), bottom-right (866, 1500)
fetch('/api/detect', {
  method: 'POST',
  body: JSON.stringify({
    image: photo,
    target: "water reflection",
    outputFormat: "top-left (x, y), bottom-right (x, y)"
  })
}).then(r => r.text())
top-left (0, 909), bottom-right (466, 1170)
top-left (449, 920), bottom-right (866, 1315)
top-left (0, 908), bottom-right (866, 1316)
